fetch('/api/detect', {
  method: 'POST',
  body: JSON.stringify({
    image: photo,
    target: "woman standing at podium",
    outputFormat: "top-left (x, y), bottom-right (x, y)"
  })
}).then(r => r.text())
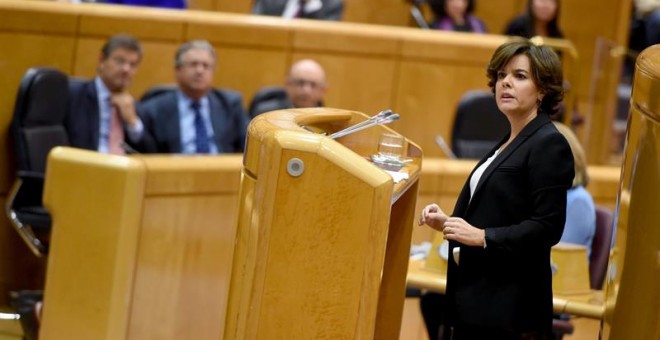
top-left (419, 39), bottom-right (574, 339)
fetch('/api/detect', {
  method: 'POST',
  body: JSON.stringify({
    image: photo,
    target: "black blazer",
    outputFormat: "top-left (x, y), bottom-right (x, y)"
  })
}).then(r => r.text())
top-left (445, 114), bottom-right (574, 333)
top-left (65, 79), bottom-right (101, 151)
top-left (252, 0), bottom-right (344, 20)
top-left (137, 89), bottom-right (249, 154)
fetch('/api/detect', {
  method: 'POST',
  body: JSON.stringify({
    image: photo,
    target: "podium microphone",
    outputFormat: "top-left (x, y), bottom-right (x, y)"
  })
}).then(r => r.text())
top-left (329, 112), bottom-right (399, 139)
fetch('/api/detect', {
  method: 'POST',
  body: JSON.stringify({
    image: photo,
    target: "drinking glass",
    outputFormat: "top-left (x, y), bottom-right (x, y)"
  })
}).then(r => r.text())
top-left (378, 133), bottom-right (404, 160)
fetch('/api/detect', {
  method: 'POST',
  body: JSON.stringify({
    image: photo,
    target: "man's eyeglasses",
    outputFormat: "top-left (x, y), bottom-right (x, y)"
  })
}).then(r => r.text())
top-left (288, 78), bottom-right (324, 90)
top-left (109, 56), bottom-right (139, 69)
top-left (179, 61), bottom-right (215, 71)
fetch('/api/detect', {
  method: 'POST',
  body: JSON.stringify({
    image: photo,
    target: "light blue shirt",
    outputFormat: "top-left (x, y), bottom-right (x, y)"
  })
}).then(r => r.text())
top-left (560, 185), bottom-right (596, 258)
top-left (176, 91), bottom-right (218, 154)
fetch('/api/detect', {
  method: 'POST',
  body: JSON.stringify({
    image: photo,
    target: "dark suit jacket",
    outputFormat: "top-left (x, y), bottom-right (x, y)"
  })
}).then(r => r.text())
top-left (252, 0), bottom-right (344, 20)
top-left (445, 114), bottom-right (574, 334)
top-left (137, 89), bottom-right (249, 154)
top-left (65, 79), bottom-right (102, 151)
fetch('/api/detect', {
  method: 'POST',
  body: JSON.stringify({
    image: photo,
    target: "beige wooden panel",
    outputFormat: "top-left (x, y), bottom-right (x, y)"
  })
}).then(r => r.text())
top-left (395, 61), bottom-right (489, 158)
top-left (188, 0), bottom-right (215, 11)
top-left (72, 38), bottom-right (180, 99)
top-left (216, 47), bottom-right (288, 105)
top-left (41, 148), bottom-right (146, 340)
top-left (0, 33), bottom-right (76, 194)
top-left (214, 2), bottom-right (251, 13)
top-left (0, 1), bottom-right (78, 34)
top-left (77, 4), bottom-right (185, 41)
top-left (293, 52), bottom-right (396, 115)
top-left (142, 154), bottom-right (243, 195)
top-left (560, 0), bottom-right (633, 163)
top-left (186, 14), bottom-right (291, 49)
top-left (128, 195), bottom-right (238, 340)
top-left (400, 30), bottom-right (503, 62)
top-left (343, 0), bottom-right (411, 26)
top-left (292, 21), bottom-right (400, 56)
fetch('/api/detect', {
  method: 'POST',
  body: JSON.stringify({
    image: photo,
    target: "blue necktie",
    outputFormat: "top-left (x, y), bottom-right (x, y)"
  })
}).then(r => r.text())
top-left (191, 101), bottom-right (211, 153)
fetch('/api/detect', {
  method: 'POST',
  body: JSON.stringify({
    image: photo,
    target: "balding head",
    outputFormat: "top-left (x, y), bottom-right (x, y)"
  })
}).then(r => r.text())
top-left (285, 59), bottom-right (327, 108)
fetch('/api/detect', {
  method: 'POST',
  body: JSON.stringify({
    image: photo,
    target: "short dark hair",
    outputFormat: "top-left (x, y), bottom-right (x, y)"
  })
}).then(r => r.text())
top-left (429, 0), bottom-right (476, 19)
top-left (101, 34), bottom-right (142, 60)
top-left (486, 38), bottom-right (564, 115)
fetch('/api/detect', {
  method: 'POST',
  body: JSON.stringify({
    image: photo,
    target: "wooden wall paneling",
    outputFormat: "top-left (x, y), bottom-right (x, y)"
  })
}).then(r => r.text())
top-left (76, 4), bottom-right (186, 41)
top-left (560, 0), bottom-right (633, 163)
top-left (188, 0), bottom-right (216, 11)
top-left (214, 2), bottom-right (252, 13)
top-left (294, 52), bottom-right (397, 115)
top-left (128, 195), bottom-right (238, 339)
top-left (290, 21), bottom-right (400, 119)
top-left (186, 15), bottom-right (291, 103)
top-left (343, 0), bottom-right (412, 27)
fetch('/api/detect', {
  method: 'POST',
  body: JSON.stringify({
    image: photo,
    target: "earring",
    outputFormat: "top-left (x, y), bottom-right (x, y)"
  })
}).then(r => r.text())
top-left (537, 98), bottom-right (542, 106)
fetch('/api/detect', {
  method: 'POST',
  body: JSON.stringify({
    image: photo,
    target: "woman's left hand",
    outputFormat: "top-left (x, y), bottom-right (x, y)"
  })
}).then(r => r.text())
top-left (442, 217), bottom-right (486, 247)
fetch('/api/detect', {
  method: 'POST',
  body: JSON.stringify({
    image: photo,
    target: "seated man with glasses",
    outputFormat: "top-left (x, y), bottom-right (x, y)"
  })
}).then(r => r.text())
top-left (66, 33), bottom-right (144, 155)
top-left (249, 59), bottom-right (327, 118)
top-left (135, 40), bottom-right (250, 154)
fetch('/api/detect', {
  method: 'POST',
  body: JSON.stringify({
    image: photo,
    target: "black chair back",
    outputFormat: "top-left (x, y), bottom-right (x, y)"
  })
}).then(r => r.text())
top-left (140, 84), bottom-right (177, 102)
top-left (11, 68), bottom-right (70, 173)
top-left (248, 86), bottom-right (289, 119)
top-left (7, 67), bottom-right (70, 257)
top-left (451, 90), bottom-right (509, 159)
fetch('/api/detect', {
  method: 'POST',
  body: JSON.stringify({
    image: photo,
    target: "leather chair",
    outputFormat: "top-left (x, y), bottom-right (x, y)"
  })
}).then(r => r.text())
top-left (248, 86), bottom-right (290, 119)
top-left (450, 90), bottom-right (510, 159)
top-left (589, 205), bottom-right (615, 289)
top-left (6, 67), bottom-right (70, 257)
top-left (140, 83), bottom-right (177, 102)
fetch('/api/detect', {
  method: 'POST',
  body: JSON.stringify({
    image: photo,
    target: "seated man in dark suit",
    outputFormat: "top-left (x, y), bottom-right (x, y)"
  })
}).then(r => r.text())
top-left (136, 40), bottom-right (249, 154)
top-left (66, 34), bottom-right (144, 155)
top-left (249, 59), bottom-right (327, 118)
top-left (252, 0), bottom-right (344, 20)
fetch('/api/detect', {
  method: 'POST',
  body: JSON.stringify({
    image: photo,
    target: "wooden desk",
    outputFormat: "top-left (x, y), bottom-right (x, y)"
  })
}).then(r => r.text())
top-left (406, 259), bottom-right (605, 319)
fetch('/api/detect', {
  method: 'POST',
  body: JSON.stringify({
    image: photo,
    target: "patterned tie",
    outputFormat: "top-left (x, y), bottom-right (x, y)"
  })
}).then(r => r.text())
top-left (108, 99), bottom-right (125, 155)
top-left (191, 101), bottom-right (211, 153)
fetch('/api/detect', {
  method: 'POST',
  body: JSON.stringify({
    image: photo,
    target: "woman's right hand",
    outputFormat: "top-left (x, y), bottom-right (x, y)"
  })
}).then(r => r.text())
top-left (418, 203), bottom-right (449, 232)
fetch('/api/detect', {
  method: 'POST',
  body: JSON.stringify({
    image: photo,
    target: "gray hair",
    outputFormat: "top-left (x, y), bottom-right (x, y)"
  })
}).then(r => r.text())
top-left (174, 40), bottom-right (216, 68)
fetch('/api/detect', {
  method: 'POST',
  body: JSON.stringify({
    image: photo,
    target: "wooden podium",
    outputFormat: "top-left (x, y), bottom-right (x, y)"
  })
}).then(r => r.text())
top-left (224, 108), bottom-right (422, 339)
top-left (600, 45), bottom-right (660, 339)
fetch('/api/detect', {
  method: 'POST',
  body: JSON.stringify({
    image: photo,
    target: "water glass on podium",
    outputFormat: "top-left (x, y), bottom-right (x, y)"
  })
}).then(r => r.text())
top-left (378, 133), bottom-right (404, 160)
